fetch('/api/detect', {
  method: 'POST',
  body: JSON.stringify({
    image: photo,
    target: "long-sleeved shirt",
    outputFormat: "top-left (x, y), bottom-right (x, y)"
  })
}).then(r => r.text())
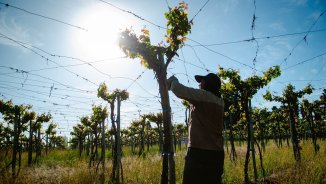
top-left (170, 79), bottom-right (224, 151)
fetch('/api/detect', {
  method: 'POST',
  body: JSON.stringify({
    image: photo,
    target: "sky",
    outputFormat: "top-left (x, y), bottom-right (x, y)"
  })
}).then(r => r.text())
top-left (0, 0), bottom-right (325, 138)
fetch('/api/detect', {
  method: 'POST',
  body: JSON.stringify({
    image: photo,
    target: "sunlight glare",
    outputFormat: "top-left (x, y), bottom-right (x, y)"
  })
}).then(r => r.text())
top-left (74, 4), bottom-right (130, 59)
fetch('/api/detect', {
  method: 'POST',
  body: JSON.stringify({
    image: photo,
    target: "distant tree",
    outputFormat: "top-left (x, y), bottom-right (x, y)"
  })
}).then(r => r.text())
top-left (24, 111), bottom-right (36, 167)
top-left (89, 105), bottom-right (108, 166)
top-left (120, 128), bottom-right (130, 149)
top-left (264, 83), bottom-right (313, 161)
top-left (131, 118), bottom-right (146, 157)
top-left (220, 80), bottom-right (242, 162)
top-left (313, 89), bottom-right (326, 139)
top-left (0, 122), bottom-right (5, 147)
top-left (51, 135), bottom-right (66, 149)
top-left (0, 121), bottom-right (12, 157)
top-left (127, 122), bottom-right (138, 155)
top-left (301, 99), bottom-right (319, 154)
top-left (80, 116), bottom-right (92, 156)
top-left (0, 100), bottom-right (31, 177)
top-left (174, 123), bottom-right (187, 151)
top-left (219, 66), bottom-right (281, 183)
top-left (98, 82), bottom-right (128, 184)
top-left (71, 123), bottom-right (87, 157)
top-left (45, 122), bottom-right (57, 155)
top-left (34, 113), bottom-right (51, 163)
top-left (269, 106), bottom-right (288, 147)
top-left (251, 108), bottom-right (271, 151)
top-left (90, 104), bottom-right (108, 184)
top-left (145, 113), bottom-right (164, 153)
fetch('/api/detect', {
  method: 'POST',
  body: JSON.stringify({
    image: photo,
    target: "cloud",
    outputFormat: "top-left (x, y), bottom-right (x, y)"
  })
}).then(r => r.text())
top-left (275, 39), bottom-right (293, 51)
top-left (304, 11), bottom-right (323, 27)
top-left (257, 38), bottom-right (292, 67)
top-left (223, 0), bottom-right (241, 13)
top-left (268, 22), bottom-right (287, 32)
top-left (311, 68), bottom-right (318, 74)
top-left (289, 0), bottom-right (308, 6)
top-left (259, 45), bottom-right (283, 63)
top-left (0, 12), bottom-right (33, 49)
top-left (309, 11), bottom-right (322, 20)
top-left (290, 69), bottom-right (296, 74)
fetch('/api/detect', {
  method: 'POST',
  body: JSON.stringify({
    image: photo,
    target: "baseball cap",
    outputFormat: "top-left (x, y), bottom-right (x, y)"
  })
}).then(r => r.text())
top-left (194, 73), bottom-right (221, 95)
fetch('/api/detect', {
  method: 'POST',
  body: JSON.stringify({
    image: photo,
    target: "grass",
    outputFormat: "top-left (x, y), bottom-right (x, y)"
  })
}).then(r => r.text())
top-left (0, 140), bottom-right (325, 183)
top-left (223, 140), bottom-right (326, 183)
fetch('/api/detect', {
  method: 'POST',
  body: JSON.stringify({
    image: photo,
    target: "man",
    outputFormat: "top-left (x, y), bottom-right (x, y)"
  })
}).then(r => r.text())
top-left (167, 73), bottom-right (224, 184)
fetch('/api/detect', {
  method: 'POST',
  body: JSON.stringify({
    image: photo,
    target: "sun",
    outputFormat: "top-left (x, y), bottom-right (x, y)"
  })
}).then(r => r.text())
top-left (73, 4), bottom-right (131, 59)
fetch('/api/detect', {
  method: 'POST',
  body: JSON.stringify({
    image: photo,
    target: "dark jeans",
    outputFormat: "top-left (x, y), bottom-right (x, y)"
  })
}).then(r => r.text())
top-left (182, 147), bottom-right (224, 184)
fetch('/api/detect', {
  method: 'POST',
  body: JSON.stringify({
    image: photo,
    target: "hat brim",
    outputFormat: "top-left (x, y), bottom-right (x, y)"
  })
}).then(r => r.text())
top-left (194, 75), bottom-right (204, 83)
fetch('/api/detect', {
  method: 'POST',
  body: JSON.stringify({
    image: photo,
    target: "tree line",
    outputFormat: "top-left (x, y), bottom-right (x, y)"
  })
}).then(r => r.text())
top-left (1, 83), bottom-right (324, 183)
top-left (0, 99), bottom-right (65, 178)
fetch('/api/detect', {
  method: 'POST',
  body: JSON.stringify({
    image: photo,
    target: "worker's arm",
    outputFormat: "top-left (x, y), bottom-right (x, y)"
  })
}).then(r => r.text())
top-left (167, 76), bottom-right (221, 105)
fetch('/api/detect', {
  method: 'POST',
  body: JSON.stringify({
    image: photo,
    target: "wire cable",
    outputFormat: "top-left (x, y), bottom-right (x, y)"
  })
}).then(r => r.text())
top-left (0, 2), bottom-right (87, 31)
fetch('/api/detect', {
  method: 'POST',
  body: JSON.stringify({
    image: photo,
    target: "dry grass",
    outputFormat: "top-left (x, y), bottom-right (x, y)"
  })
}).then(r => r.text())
top-left (223, 140), bottom-right (326, 183)
top-left (0, 140), bottom-right (325, 184)
top-left (1, 162), bottom-right (98, 184)
top-left (266, 141), bottom-right (326, 184)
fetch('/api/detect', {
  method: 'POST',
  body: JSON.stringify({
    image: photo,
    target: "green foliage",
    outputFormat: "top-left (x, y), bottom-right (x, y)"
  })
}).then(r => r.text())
top-left (0, 100), bottom-right (29, 123)
top-left (36, 113), bottom-right (52, 123)
top-left (263, 91), bottom-right (272, 101)
top-left (91, 105), bottom-right (108, 123)
top-left (45, 122), bottom-right (57, 135)
top-left (263, 65), bottom-right (281, 83)
top-left (143, 112), bottom-right (163, 124)
top-left (114, 89), bottom-right (129, 101)
top-left (181, 100), bottom-right (190, 108)
top-left (34, 113), bottom-right (51, 130)
top-left (302, 84), bottom-right (314, 95)
top-left (219, 66), bottom-right (280, 93)
top-left (263, 83), bottom-right (315, 162)
top-left (164, 2), bottom-right (192, 51)
top-left (265, 83), bottom-right (314, 105)
top-left (0, 99), bottom-right (33, 132)
top-left (22, 111), bottom-right (36, 124)
top-left (70, 124), bottom-right (87, 148)
top-left (119, 29), bottom-right (141, 58)
top-left (301, 99), bottom-right (310, 118)
top-left (0, 99), bottom-right (14, 114)
top-left (97, 82), bottom-right (129, 103)
top-left (119, 29), bottom-right (157, 69)
top-left (219, 66), bottom-right (281, 107)
top-left (174, 123), bottom-right (187, 137)
top-left (97, 82), bottom-right (110, 101)
top-left (118, 2), bottom-right (192, 70)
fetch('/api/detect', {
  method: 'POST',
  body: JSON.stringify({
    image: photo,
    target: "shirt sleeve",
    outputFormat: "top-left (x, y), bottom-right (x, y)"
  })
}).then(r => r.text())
top-left (170, 80), bottom-right (221, 104)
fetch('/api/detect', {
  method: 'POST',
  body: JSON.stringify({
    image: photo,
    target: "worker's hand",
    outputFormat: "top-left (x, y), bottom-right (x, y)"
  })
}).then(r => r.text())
top-left (166, 75), bottom-right (178, 90)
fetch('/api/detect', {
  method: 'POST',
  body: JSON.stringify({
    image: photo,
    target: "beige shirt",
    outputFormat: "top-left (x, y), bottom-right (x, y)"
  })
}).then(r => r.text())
top-left (170, 80), bottom-right (224, 151)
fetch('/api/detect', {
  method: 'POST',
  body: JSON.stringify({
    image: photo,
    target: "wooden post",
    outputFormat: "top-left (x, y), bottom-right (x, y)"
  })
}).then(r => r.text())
top-left (249, 100), bottom-right (258, 181)
top-left (157, 49), bottom-right (175, 184)
top-left (28, 119), bottom-right (33, 167)
top-left (117, 95), bottom-right (122, 183)
top-left (12, 106), bottom-right (19, 177)
top-left (101, 112), bottom-right (106, 184)
top-left (46, 133), bottom-right (48, 155)
top-left (288, 103), bottom-right (301, 161)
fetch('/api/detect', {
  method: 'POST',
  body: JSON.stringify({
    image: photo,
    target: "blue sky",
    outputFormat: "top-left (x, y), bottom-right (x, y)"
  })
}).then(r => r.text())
top-left (0, 0), bottom-right (325, 138)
